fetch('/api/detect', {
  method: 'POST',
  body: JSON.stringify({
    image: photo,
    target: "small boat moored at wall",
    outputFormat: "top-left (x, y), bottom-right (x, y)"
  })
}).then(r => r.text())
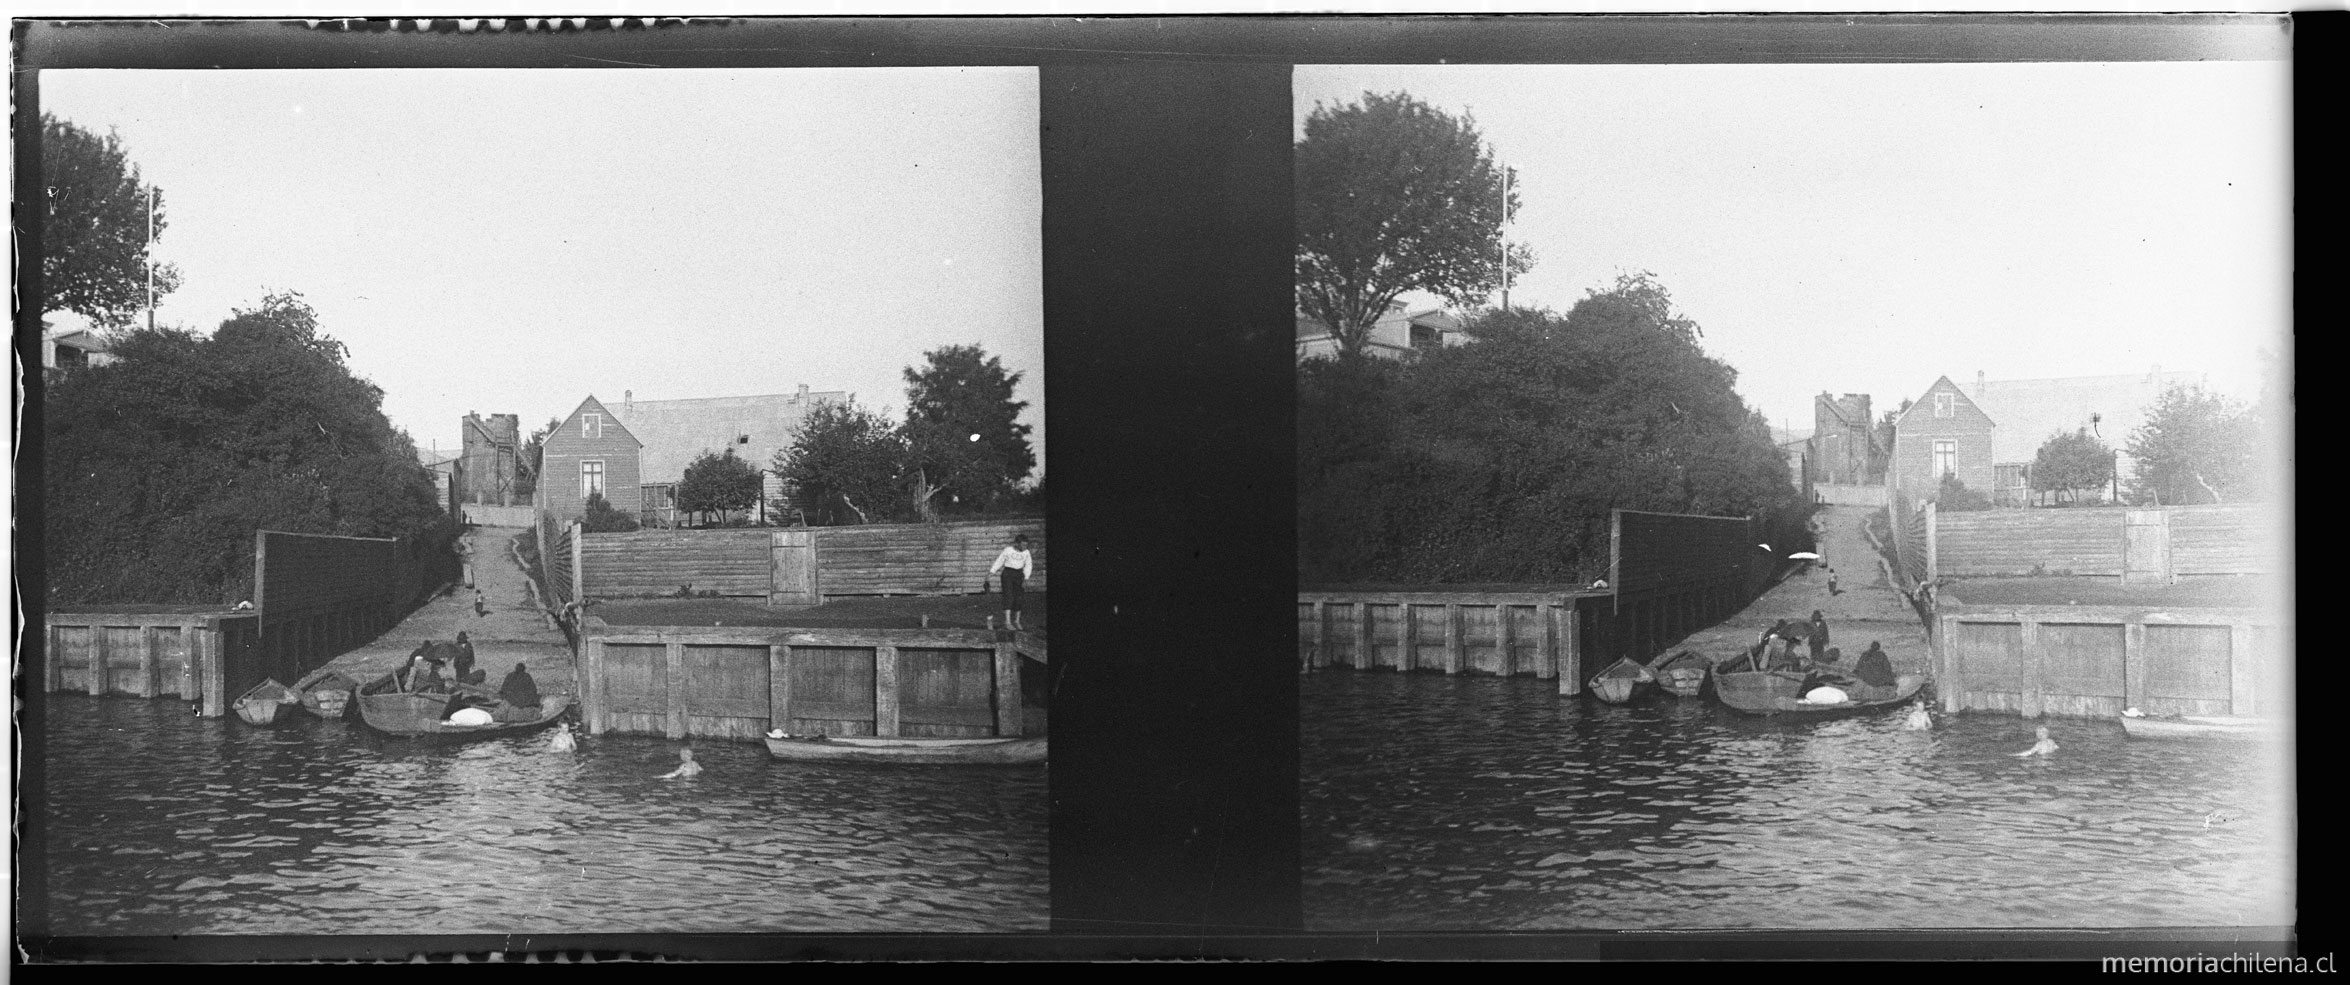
top-left (289, 667), bottom-right (362, 720)
top-left (2119, 713), bottom-right (2282, 741)
top-left (1587, 656), bottom-right (1657, 704)
top-left (356, 675), bottom-right (571, 741)
top-left (1715, 669), bottom-right (1926, 717)
top-left (1651, 650), bottom-right (1712, 699)
top-left (234, 678), bottom-right (298, 726)
top-left (762, 731), bottom-right (1047, 765)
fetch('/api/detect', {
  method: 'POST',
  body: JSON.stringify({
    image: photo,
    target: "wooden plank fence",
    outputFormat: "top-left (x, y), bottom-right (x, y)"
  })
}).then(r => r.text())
top-left (577, 518), bottom-right (1044, 602)
top-left (1933, 602), bottom-right (2285, 719)
top-left (578, 619), bottom-right (1043, 742)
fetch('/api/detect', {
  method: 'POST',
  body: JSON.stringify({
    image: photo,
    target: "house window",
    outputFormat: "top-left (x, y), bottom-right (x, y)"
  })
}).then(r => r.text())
top-left (1409, 324), bottom-right (1440, 349)
top-left (581, 413), bottom-right (603, 439)
top-left (1933, 392), bottom-right (1954, 418)
top-left (1933, 440), bottom-right (1956, 479)
top-left (581, 460), bottom-right (605, 500)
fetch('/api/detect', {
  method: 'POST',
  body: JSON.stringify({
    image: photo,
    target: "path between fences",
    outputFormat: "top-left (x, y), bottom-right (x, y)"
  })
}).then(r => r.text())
top-left (312, 525), bottom-right (576, 701)
top-left (1657, 504), bottom-right (1932, 677)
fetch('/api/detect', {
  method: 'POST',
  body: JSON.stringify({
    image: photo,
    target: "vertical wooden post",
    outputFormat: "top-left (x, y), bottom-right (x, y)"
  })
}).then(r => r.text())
top-left (88, 624), bottom-right (108, 696)
top-left (1559, 602), bottom-right (1582, 696)
top-left (2123, 619), bottom-right (2148, 712)
top-left (664, 640), bottom-right (688, 740)
top-left (1397, 604), bottom-right (1415, 672)
top-left (1309, 601), bottom-right (1326, 672)
top-left (570, 521), bottom-right (585, 609)
top-left (1537, 603), bottom-right (1557, 684)
top-left (138, 625), bottom-right (160, 698)
top-left (769, 644), bottom-right (793, 733)
top-left (994, 642), bottom-right (1022, 737)
top-left (1922, 501), bottom-right (1939, 584)
top-left (1500, 605), bottom-right (1522, 678)
top-left (1354, 602), bottom-right (1372, 670)
top-left (874, 645), bottom-right (900, 737)
top-left (2227, 619), bottom-right (2256, 716)
top-left (2019, 616), bottom-right (2043, 719)
top-left (178, 622), bottom-right (199, 700)
top-left (584, 639), bottom-right (607, 735)
top-left (1442, 604), bottom-right (1462, 675)
top-left (204, 622), bottom-right (231, 719)
top-left (47, 624), bottom-right (63, 694)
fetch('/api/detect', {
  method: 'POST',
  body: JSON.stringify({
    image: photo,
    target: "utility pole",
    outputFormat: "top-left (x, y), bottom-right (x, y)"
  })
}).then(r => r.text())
top-left (1498, 149), bottom-right (1511, 313)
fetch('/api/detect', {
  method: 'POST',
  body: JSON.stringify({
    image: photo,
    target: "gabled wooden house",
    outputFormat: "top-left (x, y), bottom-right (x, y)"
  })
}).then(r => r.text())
top-left (1889, 375), bottom-right (1996, 500)
top-left (540, 395), bottom-right (645, 523)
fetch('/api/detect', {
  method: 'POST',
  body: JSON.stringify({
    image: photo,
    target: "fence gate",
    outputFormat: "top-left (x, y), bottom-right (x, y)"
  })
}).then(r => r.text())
top-left (2123, 510), bottom-right (2172, 585)
top-left (771, 528), bottom-right (821, 605)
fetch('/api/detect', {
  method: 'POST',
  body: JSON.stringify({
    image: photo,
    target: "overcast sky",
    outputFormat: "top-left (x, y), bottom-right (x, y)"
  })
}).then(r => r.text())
top-left (41, 67), bottom-right (1045, 474)
top-left (1295, 61), bottom-right (2291, 440)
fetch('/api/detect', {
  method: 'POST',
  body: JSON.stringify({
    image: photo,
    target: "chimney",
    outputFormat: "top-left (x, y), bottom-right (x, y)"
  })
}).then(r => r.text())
top-left (797, 383), bottom-right (810, 403)
top-left (1976, 371), bottom-right (1985, 396)
top-left (624, 390), bottom-right (632, 412)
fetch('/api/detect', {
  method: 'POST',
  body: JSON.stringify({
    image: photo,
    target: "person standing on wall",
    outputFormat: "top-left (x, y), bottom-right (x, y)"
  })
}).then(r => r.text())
top-left (990, 533), bottom-right (1035, 633)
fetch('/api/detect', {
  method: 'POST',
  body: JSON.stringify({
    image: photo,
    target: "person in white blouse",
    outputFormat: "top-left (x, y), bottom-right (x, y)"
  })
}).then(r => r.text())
top-left (989, 533), bottom-right (1034, 632)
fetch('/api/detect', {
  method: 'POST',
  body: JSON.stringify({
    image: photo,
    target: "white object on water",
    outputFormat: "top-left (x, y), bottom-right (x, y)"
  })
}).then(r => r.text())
top-left (1803, 686), bottom-right (1849, 704)
top-left (447, 707), bottom-right (495, 726)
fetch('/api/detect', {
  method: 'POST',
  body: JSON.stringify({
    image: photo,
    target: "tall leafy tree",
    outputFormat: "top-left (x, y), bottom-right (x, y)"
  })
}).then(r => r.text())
top-left (42, 113), bottom-right (181, 328)
top-left (902, 344), bottom-right (1035, 514)
top-left (774, 402), bottom-right (912, 525)
top-left (674, 448), bottom-right (763, 526)
top-left (44, 292), bottom-right (446, 604)
top-left (2128, 383), bottom-right (2260, 505)
top-left (1298, 273), bottom-right (1795, 583)
top-left (1296, 91), bottom-right (1532, 358)
top-left (2029, 428), bottom-right (2115, 505)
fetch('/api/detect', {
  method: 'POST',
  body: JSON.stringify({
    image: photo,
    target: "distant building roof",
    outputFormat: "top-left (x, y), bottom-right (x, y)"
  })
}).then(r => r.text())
top-left (611, 387), bottom-right (850, 484)
top-left (1970, 369), bottom-right (2206, 466)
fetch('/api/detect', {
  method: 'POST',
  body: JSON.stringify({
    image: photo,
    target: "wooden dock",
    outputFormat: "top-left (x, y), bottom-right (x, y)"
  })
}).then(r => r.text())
top-left (1298, 590), bottom-right (1597, 695)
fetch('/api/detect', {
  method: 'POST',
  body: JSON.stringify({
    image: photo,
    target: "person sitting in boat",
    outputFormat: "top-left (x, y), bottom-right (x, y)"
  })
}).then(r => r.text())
top-left (1853, 641), bottom-right (1897, 688)
top-left (452, 632), bottom-right (484, 686)
top-left (500, 661), bottom-right (542, 711)
top-left (658, 748), bottom-right (703, 779)
top-left (1808, 611), bottom-right (1831, 665)
top-left (396, 649), bottom-right (440, 693)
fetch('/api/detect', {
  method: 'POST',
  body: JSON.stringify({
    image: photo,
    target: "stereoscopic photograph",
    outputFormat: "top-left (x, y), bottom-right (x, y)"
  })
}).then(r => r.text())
top-left (1294, 57), bottom-right (2293, 932)
top-left (31, 62), bottom-right (1048, 938)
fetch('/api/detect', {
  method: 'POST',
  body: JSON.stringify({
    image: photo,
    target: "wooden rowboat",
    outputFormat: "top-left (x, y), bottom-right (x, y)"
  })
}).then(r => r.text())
top-left (1715, 668), bottom-right (1926, 717)
top-left (289, 667), bottom-right (362, 720)
top-left (1651, 650), bottom-right (1712, 699)
top-left (1586, 656), bottom-right (1656, 704)
top-left (762, 732), bottom-right (1047, 765)
top-left (2119, 715), bottom-right (2282, 741)
top-left (234, 678), bottom-right (297, 726)
top-left (356, 674), bottom-right (570, 741)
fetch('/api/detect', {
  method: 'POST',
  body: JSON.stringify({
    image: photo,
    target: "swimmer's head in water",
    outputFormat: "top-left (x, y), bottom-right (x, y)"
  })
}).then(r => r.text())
top-left (2035, 726), bottom-right (2051, 740)
top-left (680, 749), bottom-right (695, 761)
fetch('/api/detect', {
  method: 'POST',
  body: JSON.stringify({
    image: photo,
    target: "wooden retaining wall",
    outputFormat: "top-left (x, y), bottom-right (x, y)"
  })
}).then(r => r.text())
top-left (578, 619), bottom-right (1043, 742)
top-left (1933, 603), bottom-right (2286, 719)
top-left (1931, 503), bottom-right (2275, 581)
top-left (44, 612), bottom-right (261, 719)
top-left (578, 519), bottom-right (1045, 602)
top-left (1298, 591), bottom-right (1589, 695)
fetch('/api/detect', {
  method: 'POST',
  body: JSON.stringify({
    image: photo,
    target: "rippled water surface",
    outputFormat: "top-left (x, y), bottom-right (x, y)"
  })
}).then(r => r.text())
top-left (1304, 672), bottom-right (2294, 931)
top-left (41, 696), bottom-right (1047, 936)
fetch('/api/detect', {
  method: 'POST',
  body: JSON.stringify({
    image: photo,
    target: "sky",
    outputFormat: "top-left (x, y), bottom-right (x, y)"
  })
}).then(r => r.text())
top-left (39, 67), bottom-right (1045, 476)
top-left (1295, 61), bottom-right (2291, 442)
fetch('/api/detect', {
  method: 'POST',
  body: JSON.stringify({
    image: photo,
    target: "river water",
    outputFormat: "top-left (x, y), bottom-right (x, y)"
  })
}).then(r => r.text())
top-left (1303, 671), bottom-right (2295, 932)
top-left (37, 695), bottom-right (1047, 938)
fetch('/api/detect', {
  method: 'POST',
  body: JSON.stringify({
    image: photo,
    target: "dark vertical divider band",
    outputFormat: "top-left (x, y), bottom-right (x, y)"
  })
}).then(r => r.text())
top-left (1042, 62), bottom-right (1302, 935)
